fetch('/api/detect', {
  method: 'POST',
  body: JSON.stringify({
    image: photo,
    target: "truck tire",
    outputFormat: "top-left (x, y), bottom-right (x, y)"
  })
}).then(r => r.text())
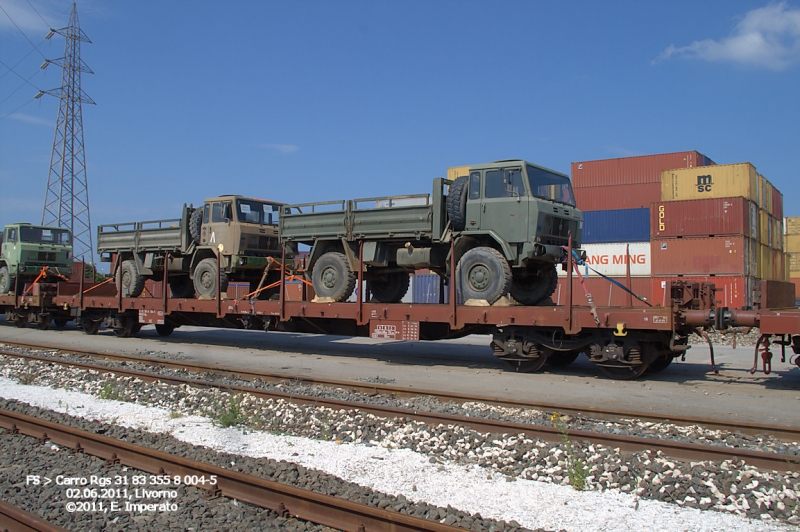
top-left (189, 208), bottom-right (203, 244)
top-left (117, 260), bottom-right (145, 298)
top-left (367, 272), bottom-right (410, 303)
top-left (168, 275), bottom-right (195, 298)
top-left (312, 252), bottom-right (355, 302)
top-left (456, 247), bottom-right (512, 304)
top-left (446, 175), bottom-right (469, 231)
top-left (193, 258), bottom-right (229, 297)
top-left (510, 263), bottom-right (558, 305)
top-left (0, 266), bottom-right (14, 294)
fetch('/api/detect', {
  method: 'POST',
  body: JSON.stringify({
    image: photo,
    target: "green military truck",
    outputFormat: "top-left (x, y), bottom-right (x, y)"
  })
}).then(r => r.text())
top-left (280, 160), bottom-right (583, 305)
top-left (0, 223), bottom-right (73, 294)
top-left (97, 195), bottom-right (284, 298)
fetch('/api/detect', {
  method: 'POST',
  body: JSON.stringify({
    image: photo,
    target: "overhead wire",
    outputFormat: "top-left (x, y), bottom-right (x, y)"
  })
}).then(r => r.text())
top-left (0, 3), bottom-right (49, 60)
top-left (26, 0), bottom-right (53, 29)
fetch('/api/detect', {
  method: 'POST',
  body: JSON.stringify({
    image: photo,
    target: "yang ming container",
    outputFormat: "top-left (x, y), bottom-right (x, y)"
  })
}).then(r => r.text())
top-left (571, 151), bottom-right (710, 188)
top-left (651, 236), bottom-right (753, 276)
top-left (660, 162), bottom-right (759, 203)
top-left (559, 242), bottom-right (650, 277)
top-left (574, 183), bottom-right (661, 211)
top-left (582, 208), bottom-right (650, 243)
top-left (650, 197), bottom-right (753, 239)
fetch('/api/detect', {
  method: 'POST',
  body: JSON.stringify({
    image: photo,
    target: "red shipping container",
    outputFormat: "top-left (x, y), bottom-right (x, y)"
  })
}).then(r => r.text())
top-left (571, 151), bottom-right (708, 188)
top-left (651, 236), bottom-right (753, 276)
top-left (789, 278), bottom-right (800, 302)
top-left (652, 276), bottom-right (756, 309)
top-left (574, 182), bottom-right (661, 211)
top-left (650, 197), bottom-right (753, 239)
top-left (772, 186), bottom-right (784, 219)
top-left (553, 276), bottom-right (652, 307)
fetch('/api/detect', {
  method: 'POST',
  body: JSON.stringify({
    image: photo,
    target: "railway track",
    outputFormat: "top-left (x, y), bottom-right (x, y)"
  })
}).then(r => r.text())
top-left (0, 408), bottom-right (464, 532)
top-left (0, 500), bottom-right (67, 532)
top-left (1, 342), bottom-right (798, 472)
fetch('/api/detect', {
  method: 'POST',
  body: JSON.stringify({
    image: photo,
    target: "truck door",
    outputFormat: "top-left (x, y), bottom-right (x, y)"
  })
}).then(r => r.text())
top-left (203, 200), bottom-right (235, 255)
top-left (480, 167), bottom-right (529, 246)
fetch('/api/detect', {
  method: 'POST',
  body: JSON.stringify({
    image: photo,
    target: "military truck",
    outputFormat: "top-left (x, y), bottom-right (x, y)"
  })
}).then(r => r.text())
top-left (97, 195), bottom-right (284, 298)
top-left (280, 160), bottom-right (583, 305)
top-left (0, 223), bottom-right (73, 294)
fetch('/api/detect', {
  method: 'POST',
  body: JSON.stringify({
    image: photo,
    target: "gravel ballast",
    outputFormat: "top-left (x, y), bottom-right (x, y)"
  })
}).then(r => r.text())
top-left (0, 367), bottom-right (797, 530)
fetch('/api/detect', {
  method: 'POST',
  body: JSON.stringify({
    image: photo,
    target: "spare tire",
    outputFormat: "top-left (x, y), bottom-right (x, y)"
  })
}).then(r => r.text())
top-left (446, 175), bottom-right (469, 231)
top-left (189, 208), bottom-right (203, 244)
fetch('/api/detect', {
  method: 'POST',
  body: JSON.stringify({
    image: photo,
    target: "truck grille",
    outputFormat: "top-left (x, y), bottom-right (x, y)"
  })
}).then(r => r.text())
top-left (37, 252), bottom-right (56, 262)
top-left (544, 215), bottom-right (571, 238)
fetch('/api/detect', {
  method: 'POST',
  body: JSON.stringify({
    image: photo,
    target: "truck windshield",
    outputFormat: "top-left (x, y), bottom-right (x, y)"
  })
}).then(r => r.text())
top-left (19, 226), bottom-right (71, 244)
top-left (236, 199), bottom-right (282, 225)
top-left (526, 165), bottom-right (576, 207)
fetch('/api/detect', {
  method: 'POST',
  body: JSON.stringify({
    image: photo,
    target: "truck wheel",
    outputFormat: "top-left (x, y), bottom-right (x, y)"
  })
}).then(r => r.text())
top-left (456, 247), bottom-right (511, 304)
top-left (510, 263), bottom-right (558, 305)
top-left (367, 272), bottom-right (410, 303)
top-left (193, 258), bottom-right (230, 297)
top-left (446, 176), bottom-right (469, 231)
top-left (168, 275), bottom-right (195, 298)
top-left (189, 208), bottom-right (203, 244)
top-left (0, 266), bottom-right (15, 294)
top-left (312, 252), bottom-right (355, 302)
top-left (117, 260), bottom-right (145, 298)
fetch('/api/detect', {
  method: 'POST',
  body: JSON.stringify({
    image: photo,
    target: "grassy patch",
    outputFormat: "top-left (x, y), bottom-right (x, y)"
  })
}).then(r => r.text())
top-left (98, 381), bottom-right (124, 401)
top-left (215, 395), bottom-right (246, 428)
top-left (551, 412), bottom-right (589, 491)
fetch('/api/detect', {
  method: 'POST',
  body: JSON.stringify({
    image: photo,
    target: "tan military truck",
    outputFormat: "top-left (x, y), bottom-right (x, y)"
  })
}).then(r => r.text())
top-left (98, 195), bottom-right (284, 298)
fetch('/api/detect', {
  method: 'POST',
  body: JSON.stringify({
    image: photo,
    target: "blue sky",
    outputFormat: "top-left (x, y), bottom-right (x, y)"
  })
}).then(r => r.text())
top-left (1, 1), bottom-right (799, 262)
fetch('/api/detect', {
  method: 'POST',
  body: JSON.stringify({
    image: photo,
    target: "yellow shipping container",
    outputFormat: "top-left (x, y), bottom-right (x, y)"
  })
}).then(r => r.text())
top-left (661, 162), bottom-right (758, 202)
top-left (758, 174), bottom-right (773, 214)
top-left (773, 216), bottom-right (783, 249)
top-left (786, 234), bottom-right (800, 253)
top-left (760, 209), bottom-right (769, 246)
top-left (786, 216), bottom-right (800, 235)
top-left (760, 245), bottom-right (773, 280)
top-left (447, 165), bottom-right (471, 181)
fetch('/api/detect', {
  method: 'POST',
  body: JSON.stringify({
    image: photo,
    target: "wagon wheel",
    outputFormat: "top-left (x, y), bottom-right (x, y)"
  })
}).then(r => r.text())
top-left (155, 323), bottom-right (175, 337)
top-left (646, 354), bottom-right (675, 374)
top-left (546, 350), bottom-right (581, 368)
top-left (83, 320), bottom-right (101, 335)
top-left (596, 362), bottom-right (650, 380)
top-left (501, 357), bottom-right (549, 373)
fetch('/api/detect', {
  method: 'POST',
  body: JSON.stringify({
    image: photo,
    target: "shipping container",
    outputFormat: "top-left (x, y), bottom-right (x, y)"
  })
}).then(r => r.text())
top-left (412, 273), bottom-right (449, 304)
top-left (560, 242), bottom-right (650, 277)
top-left (574, 182), bottom-right (661, 211)
top-left (582, 208), bottom-right (650, 243)
top-left (790, 253), bottom-right (800, 275)
top-left (790, 278), bottom-right (800, 305)
top-left (758, 175), bottom-right (773, 214)
top-left (651, 236), bottom-right (753, 276)
top-left (773, 186), bottom-right (784, 219)
top-left (660, 162), bottom-right (759, 203)
top-left (650, 197), bottom-right (753, 239)
top-left (554, 276), bottom-right (652, 307)
top-left (571, 151), bottom-right (709, 188)
top-left (447, 165), bottom-right (471, 181)
top-left (760, 209), bottom-right (769, 246)
top-left (759, 245), bottom-right (774, 281)
top-left (652, 276), bottom-right (756, 309)
top-left (786, 217), bottom-right (800, 235)
top-left (771, 216), bottom-right (783, 249)
top-left (786, 234), bottom-right (800, 253)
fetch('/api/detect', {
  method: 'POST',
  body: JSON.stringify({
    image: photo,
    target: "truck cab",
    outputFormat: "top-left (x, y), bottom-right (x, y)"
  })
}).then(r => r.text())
top-left (0, 223), bottom-right (73, 294)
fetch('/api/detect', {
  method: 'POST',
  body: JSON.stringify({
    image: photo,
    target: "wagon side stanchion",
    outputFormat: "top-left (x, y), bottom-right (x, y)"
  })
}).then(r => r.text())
top-left (357, 241), bottom-right (365, 326)
top-left (279, 245), bottom-right (287, 323)
top-left (626, 243), bottom-right (633, 307)
top-left (215, 250), bottom-right (222, 319)
top-left (162, 251), bottom-right (170, 317)
top-left (567, 232), bottom-right (573, 332)
top-left (449, 239), bottom-right (456, 329)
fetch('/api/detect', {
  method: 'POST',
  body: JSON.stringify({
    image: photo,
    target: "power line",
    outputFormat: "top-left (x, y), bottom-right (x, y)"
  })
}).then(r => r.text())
top-left (0, 96), bottom-right (36, 123)
top-left (0, 3), bottom-right (48, 60)
top-left (26, 0), bottom-right (53, 29)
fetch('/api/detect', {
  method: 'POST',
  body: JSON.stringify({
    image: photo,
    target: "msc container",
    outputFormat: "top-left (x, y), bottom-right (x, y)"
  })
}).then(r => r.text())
top-left (660, 162), bottom-right (759, 203)
top-left (574, 182), bottom-right (661, 211)
top-left (554, 276), bottom-right (652, 307)
top-left (582, 208), bottom-right (650, 243)
top-left (773, 186), bottom-right (784, 219)
top-left (652, 276), bottom-right (756, 309)
top-left (651, 236), bottom-right (753, 276)
top-left (785, 217), bottom-right (800, 235)
top-left (447, 165), bottom-right (471, 181)
top-left (571, 151), bottom-right (709, 188)
top-left (650, 197), bottom-right (753, 239)
top-left (559, 242), bottom-right (650, 277)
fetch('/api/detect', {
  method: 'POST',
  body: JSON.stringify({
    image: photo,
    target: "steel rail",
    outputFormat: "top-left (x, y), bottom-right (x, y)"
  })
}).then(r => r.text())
top-left (0, 500), bottom-right (68, 532)
top-left (1, 341), bottom-right (798, 441)
top-left (3, 349), bottom-right (798, 472)
top-left (0, 409), bottom-right (463, 532)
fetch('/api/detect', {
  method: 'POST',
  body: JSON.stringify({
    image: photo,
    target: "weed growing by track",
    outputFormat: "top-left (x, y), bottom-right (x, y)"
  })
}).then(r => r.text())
top-left (215, 394), bottom-right (246, 428)
top-left (551, 412), bottom-right (589, 491)
top-left (98, 380), bottom-right (124, 401)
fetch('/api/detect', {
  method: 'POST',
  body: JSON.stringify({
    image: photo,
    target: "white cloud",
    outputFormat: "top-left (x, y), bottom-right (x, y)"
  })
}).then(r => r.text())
top-left (656, 2), bottom-right (800, 70)
top-left (260, 143), bottom-right (300, 154)
top-left (7, 112), bottom-right (52, 126)
top-left (0, 0), bottom-right (62, 36)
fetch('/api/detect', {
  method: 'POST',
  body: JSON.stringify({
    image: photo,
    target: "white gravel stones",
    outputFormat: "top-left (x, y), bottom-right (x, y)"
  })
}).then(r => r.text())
top-left (0, 375), bottom-right (794, 532)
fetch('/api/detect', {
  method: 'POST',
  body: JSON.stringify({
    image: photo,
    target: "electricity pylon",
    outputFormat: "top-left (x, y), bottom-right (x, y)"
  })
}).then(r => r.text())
top-left (36, 3), bottom-right (95, 261)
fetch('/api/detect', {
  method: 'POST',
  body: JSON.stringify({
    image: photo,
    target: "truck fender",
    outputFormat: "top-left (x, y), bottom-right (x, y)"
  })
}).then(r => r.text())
top-left (307, 239), bottom-right (359, 278)
top-left (131, 253), bottom-right (153, 276)
top-left (452, 231), bottom-right (517, 263)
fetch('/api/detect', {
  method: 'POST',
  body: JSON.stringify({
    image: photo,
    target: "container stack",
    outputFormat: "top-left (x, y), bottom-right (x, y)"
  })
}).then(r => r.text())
top-left (784, 217), bottom-right (800, 299)
top-left (650, 162), bottom-right (785, 309)
top-left (560, 151), bottom-right (713, 307)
